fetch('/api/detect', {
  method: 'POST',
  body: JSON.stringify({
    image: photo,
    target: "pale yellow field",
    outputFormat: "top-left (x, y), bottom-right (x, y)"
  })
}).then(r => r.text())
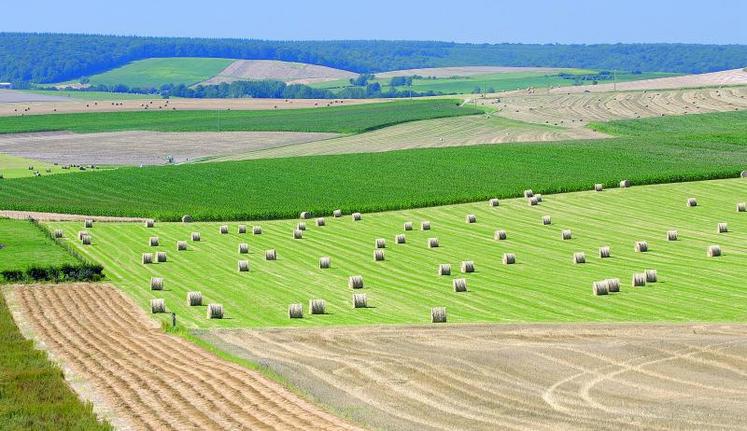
top-left (200, 60), bottom-right (357, 85)
top-left (553, 68), bottom-right (747, 94)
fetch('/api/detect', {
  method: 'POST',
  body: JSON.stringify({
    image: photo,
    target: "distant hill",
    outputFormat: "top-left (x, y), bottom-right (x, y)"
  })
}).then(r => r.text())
top-left (2, 32), bottom-right (747, 84)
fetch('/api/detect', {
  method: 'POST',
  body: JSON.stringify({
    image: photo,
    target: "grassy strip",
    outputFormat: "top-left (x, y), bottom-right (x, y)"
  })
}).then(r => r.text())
top-left (0, 99), bottom-right (477, 135)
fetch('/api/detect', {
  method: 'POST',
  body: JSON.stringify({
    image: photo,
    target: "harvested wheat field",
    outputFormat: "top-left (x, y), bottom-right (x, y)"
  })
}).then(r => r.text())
top-left (553, 68), bottom-right (747, 94)
top-left (0, 210), bottom-right (145, 222)
top-left (9, 284), bottom-right (361, 431)
top-left (200, 60), bottom-right (357, 85)
top-left (485, 86), bottom-right (747, 126)
top-left (203, 324), bottom-right (747, 431)
top-left (227, 114), bottom-right (605, 160)
top-left (376, 66), bottom-right (563, 78)
top-left (0, 130), bottom-right (338, 165)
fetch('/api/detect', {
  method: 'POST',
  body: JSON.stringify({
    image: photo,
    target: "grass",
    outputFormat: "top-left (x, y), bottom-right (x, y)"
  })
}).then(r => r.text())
top-left (0, 153), bottom-right (72, 179)
top-left (81, 57), bottom-right (235, 88)
top-left (0, 219), bottom-right (79, 273)
top-left (1, 109), bottom-right (746, 221)
top-left (0, 99), bottom-right (477, 134)
top-left (48, 178), bottom-right (747, 329)
top-left (25, 90), bottom-right (157, 101)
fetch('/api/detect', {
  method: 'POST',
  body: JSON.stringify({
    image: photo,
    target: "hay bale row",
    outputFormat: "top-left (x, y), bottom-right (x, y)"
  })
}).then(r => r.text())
top-left (238, 243), bottom-right (249, 254)
top-left (352, 212), bottom-right (362, 221)
top-left (404, 221), bottom-right (413, 231)
top-left (738, 202), bottom-right (746, 212)
top-left (177, 241), bottom-right (187, 251)
top-left (431, 307), bottom-right (447, 323)
top-left (187, 291), bottom-right (202, 306)
top-left (536, 194), bottom-right (543, 203)
top-left (309, 299), bottom-right (326, 314)
top-left (375, 238), bottom-right (386, 248)
top-left (191, 232), bottom-right (201, 241)
top-left (524, 189), bottom-right (534, 198)
top-left (333, 209), bottom-right (342, 218)
top-left (708, 245), bottom-right (721, 257)
top-left (489, 198), bottom-right (499, 207)
top-left (207, 303), bottom-right (223, 319)
top-left (300, 211), bottom-right (311, 219)
top-left (78, 231), bottom-right (88, 240)
top-left (573, 252), bottom-right (586, 264)
top-left (528, 196), bottom-right (539, 206)
top-left (599, 246), bottom-right (610, 258)
top-left (253, 226), bottom-right (263, 235)
top-left (635, 241), bottom-right (648, 253)
top-left (84, 219), bottom-right (93, 228)
top-left (149, 236), bottom-right (159, 246)
top-left (453, 278), bottom-right (467, 292)
top-left (561, 229), bottom-right (572, 240)
top-left (319, 256), bottom-right (331, 269)
top-left (395, 234), bottom-right (406, 244)
top-left (156, 252), bottom-right (167, 263)
top-left (594, 183), bottom-right (604, 192)
top-left (461, 261), bottom-right (475, 273)
top-left (373, 250), bottom-right (385, 261)
top-left (466, 214), bottom-right (476, 224)
top-left (238, 225), bottom-right (247, 234)
top-left (717, 222), bottom-right (728, 233)
top-left (288, 303), bottom-right (303, 318)
top-left (348, 275), bottom-right (364, 289)
top-left (353, 294), bottom-right (368, 308)
top-left (142, 253), bottom-right (153, 264)
top-left (632, 273), bottom-right (646, 287)
top-left (428, 238), bottom-right (439, 248)
top-left (606, 278), bottom-right (620, 292)
top-left (151, 299), bottom-right (165, 313)
top-left (503, 253), bottom-right (516, 265)
top-left (145, 219), bottom-right (155, 228)
top-left (81, 235), bottom-right (92, 245)
top-left (592, 281), bottom-right (609, 296)
top-left (494, 230), bottom-right (507, 241)
top-left (421, 221), bottom-right (431, 231)
top-left (53, 229), bottom-right (63, 239)
top-left (238, 260), bottom-right (249, 272)
top-left (687, 198), bottom-right (698, 207)
top-left (645, 269), bottom-right (657, 283)
top-left (542, 215), bottom-right (551, 225)
top-left (293, 229), bottom-right (303, 239)
top-left (265, 249), bottom-right (277, 260)
top-left (219, 225), bottom-right (228, 234)
top-left (150, 277), bottom-right (163, 291)
top-left (620, 179), bottom-right (630, 188)
top-left (438, 264), bottom-right (451, 276)
top-left (297, 222), bottom-right (306, 231)
top-left (316, 218), bottom-right (325, 227)
top-left (667, 230), bottom-right (678, 241)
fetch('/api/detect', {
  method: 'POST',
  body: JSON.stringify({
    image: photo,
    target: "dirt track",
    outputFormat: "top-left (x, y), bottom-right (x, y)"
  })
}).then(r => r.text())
top-left (203, 324), bottom-right (747, 431)
top-left (11, 284), bottom-right (361, 431)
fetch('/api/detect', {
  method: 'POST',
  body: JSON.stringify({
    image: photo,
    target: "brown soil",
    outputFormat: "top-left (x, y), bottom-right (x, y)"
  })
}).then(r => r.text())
top-left (552, 68), bottom-right (747, 94)
top-left (202, 324), bottom-right (747, 431)
top-left (0, 210), bottom-right (145, 222)
top-left (201, 60), bottom-right (357, 85)
top-left (376, 66), bottom-right (563, 78)
top-left (11, 284), bottom-right (362, 431)
top-left (0, 89), bottom-right (71, 103)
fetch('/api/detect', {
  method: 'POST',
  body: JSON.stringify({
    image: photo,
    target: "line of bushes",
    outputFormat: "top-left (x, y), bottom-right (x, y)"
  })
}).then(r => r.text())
top-left (1, 264), bottom-right (104, 283)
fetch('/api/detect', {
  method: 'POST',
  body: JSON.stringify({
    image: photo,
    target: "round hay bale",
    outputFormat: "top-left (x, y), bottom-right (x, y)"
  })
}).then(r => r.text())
top-left (427, 238), bottom-right (439, 248)
top-left (573, 252), bottom-right (586, 264)
top-left (375, 238), bottom-right (386, 249)
top-left (177, 241), bottom-right (187, 251)
top-left (421, 221), bottom-right (431, 231)
top-left (635, 241), bottom-right (648, 252)
top-left (523, 189), bottom-right (534, 198)
top-left (149, 236), bottom-right (159, 247)
top-left (632, 273), bottom-right (646, 287)
top-left (319, 256), bottom-right (331, 269)
top-left (373, 249), bottom-right (385, 261)
top-left (333, 209), bottom-right (342, 218)
top-left (606, 278), bottom-right (620, 293)
top-left (190, 232), bottom-right (202, 242)
top-left (145, 219), bottom-right (155, 228)
top-left (78, 231), bottom-right (88, 240)
top-left (438, 264), bottom-right (451, 276)
top-left (300, 211), bottom-right (311, 219)
top-left (460, 261), bottom-right (475, 273)
top-left (238, 225), bottom-right (247, 234)
top-left (717, 223), bottom-right (728, 233)
top-left (535, 194), bottom-right (543, 203)
top-left (352, 212), bottom-right (362, 221)
top-left (494, 230), bottom-right (507, 241)
top-left (453, 278), bottom-right (467, 292)
top-left (309, 299), bottom-right (326, 315)
top-left (297, 222), bottom-right (306, 231)
top-left (84, 219), bottom-right (93, 228)
top-left (466, 214), bottom-right (477, 224)
top-left (53, 229), bottom-right (63, 239)
top-left (395, 234), bottom-right (406, 244)
top-left (353, 294), bottom-right (368, 308)
top-left (219, 225), bottom-right (228, 234)
top-left (348, 275), bottom-right (364, 289)
top-left (142, 253), bottom-right (153, 264)
top-left (528, 196), bottom-right (539, 206)
top-left (502, 253), bottom-right (516, 265)
top-left (431, 307), bottom-right (447, 323)
top-left (237, 260), bottom-right (249, 272)
top-left (542, 216), bottom-right (552, 225)
top-left (741, 170), bottom-right (747, 178)
top-left (592, 281), bottom-right (609, 296)
top-left (265, 249), bottom-right (277, 260)
top-left (238, 243), bottom-right (249, 254)
top-left (252, 226), bottom-right (262, 235)
top-left (599, 246), bottom-right (611, 258)
top-left (150, 299), bottom-right (165, 314)
top-left (667, 230), bottom-right (678, 241)
top-left (187, 291), bottom-right (202, 306)
top-left (150, 277), bottom-right (164, 291)
top-left (561, 229), bottom-right (572, 240)
top-left (707, 245), bottom-right (721, 257)
top-left (404, 221), bottom-right (413, 231)
top-left (316, 218), bottom-right (325, 227)
top-left (81, 235), bottom-right (92, 245)
top-left (156, 252), bottom-right (167, 263)
top-left (288, 303), bottom-right (303, 318)
top-left (489, 198), bottom-right (499, 207)
top-left (207, 304), bottom-right (224, 319)
top-left (181, 214), bottom-right (193, 223)
top-left (293, 229), bottom-right (303, 239)
top-left (687, 198), bottom-right (698, 207)
top-left (645, 269), bottom-right (657, 283)
top-left (620, 179), bottom-right (630, 188)
top-left (737, 202), bottom-right (746, 213)
top-left (594, 183), bottom-right (604, 192)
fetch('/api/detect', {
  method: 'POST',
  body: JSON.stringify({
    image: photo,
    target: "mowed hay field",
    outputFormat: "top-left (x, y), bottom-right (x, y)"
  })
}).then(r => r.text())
top-left (203, 323), bottom-right (747, 431)
top-left (48, 179), bottom-right (747, 329)
top-left (78, 57), bottom-right (236, 88)
top-left (200, 59), bottom-right (357, 85)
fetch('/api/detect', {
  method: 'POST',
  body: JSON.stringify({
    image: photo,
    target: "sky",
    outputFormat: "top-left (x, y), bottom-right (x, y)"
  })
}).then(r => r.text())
top-left (1, 0), bottom-right (746, 44)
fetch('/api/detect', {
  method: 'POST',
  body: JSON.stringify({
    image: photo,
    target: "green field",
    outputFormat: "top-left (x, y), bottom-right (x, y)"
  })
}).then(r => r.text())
top-left (82, 57), bottom-right (235, 88)
top-left (0, 99), bottom-right (476, 134)
top-left (0, 153), bottom-right (71, 179)
top-left (27, 90), bottom-right (157, 101)
top-left (0, 219), bottom-right (80, 273)
top-left (1, 110), bottom-right (746, 221)
top-left (48, 178), bottom-right (747, 328)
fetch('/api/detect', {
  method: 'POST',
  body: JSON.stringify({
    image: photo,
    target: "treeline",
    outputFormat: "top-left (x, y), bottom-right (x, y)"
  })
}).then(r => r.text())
top-left (2, 33), bottom-right (747, 84)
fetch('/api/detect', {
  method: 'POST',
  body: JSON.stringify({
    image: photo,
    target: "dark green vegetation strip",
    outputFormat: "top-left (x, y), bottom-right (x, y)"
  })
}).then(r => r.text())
top-left (0, 100), bottom-right (477, 134)
top-left (1, 110), bottom-right (747, 221)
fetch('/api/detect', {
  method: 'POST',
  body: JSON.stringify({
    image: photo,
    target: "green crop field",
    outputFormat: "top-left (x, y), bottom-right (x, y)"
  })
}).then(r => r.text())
top-left (82, 57), bottom-right (235, 88)
top-left (1, 110), bottom-right (746, 221)
top-left (47, 178), bottom-right (747, 328)
top-left (0, 219), bottom-right (80, 272)
top-left (0, 99), bottom-right (475, 134)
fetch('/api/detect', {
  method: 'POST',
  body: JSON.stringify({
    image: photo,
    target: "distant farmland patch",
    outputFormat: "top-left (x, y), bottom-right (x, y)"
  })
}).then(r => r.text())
top-left (201, 60), bottom-right (357, 85)
top-left (82, 57), bottom-right (235, 88)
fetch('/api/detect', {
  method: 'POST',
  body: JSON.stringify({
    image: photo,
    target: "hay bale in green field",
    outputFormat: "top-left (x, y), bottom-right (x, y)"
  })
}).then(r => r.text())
top-left (288, 303), bottom-right (303, 318)
top-left (319, 256), bottom-right (331, 269)
top-left (300, 211), bottom-right (311, 219)
top-left (667, 230), bottom-right (678, 241)
top-left (438, 264), bottom-right (451, 276)
top-left (177, 241), bottom-right (187, 251)
top-left (738, 202), bottom-right (746, 212)
top-left (333, 209), bottom-right (342, 218)
top-left (309, 299), bottom-right (326, 315)
top-left (561, 229), bottom-right (572, 240)
top-left (149, 236), bottom-right (159, 246)
top-left (53, 229), bottom-right (63, 239)
top-left (646, 269), bottom-right (658, 282)
top-left (489, 198), bottom-right (499, 207)
top-left (353, 294), bottom-right (368, 308)
top-left (503, 253), bottom-right (516, 265)
top-left (431, 307), bottom-right (447, 323)
top-left (348, 275), bottom-right (364, 289)
top-left (150, 299), bottom-right (165, 313)
top-left (150, 277), bottom-right (163, 291)
top-left (421, 221), bottom-right (431, 231)
top-left (156, 252), bottom-right (167, 262)
top-left (238, 225), bottom-right (247, 234)
top-left (187, 291), bottom-right (202, 306)
top-left (717, 223), bottom-right (728, 233)
top-left (687, 198), bottom-right (698, 207)
top-left (599, 246), bottom-right (610, 258)
top-left (265, 249), bottom-right (277, 260)
top-left (238, 243), bottom-right (249, 254)
top-left (594, 183), bottom-right (604, 192)
top-left (620, 179), bottom-right (630, 188)
top-left (352, 212), bottom-right (362, 221)
top-left (573, 252), bottom-right (586, 264)
top-left (373, 249), bottom-right (385, 261)
top-left (632, 273), bottom-right (646, 287)
top-left (191, 232), bottom-right (201, 241)
top-left (453, 278), bottom-right (467, 292)
top-left (237, 260), bottom-right (249, 272)
top-left (404, 221), bottom-right (413, 231)
top-left (316, 218), bottom-right (325, 227)
top-left (606, 278), bottom-right (620, 292)
top-left (460, 261), bottom-right (475, 273)
top-left (466, 214), bottom-right (476, 224)
top-left (78, 231), bottom-right (88, 240)
top-left (219, 225), bottom-right (228, 234)
top-left (427, 238), bottom-right (439, 248)
top-left (297, 222), bottom-right (306, 231)
top-left (293, 229), bottom-right (303, 239)
top-left (142, 253), bottom-right (153, 264)
top-left (375, 238), bottom-right (386, 249)
top-left (592, 281), bottom-right (609, 295)
top-left (535, 194), bottom-right (543, 203)
top-left (494, 230), bottom-right (507, 240)
top-left (207, 303), bottom-right (223, 319)
top-left (542, 216), bottom-right (551, 225)
top-left (635, 241), bottom-right (648, 252)
top-left (181, 215), bottom-right (192, 223)
top-left (84, 219), bottom-right (93, 228)
top-left (528, 197), bottom-right (539, 206)
top-left (253, 226), bottom-right (262, 235)
top-left (708, 245), bottom-right (721, 257)
top-left (395, 234), bottom-right (406, 244)
top-left (145, 219), bottom-right (155, 228)
top-left (524, 189), bottom-right (534, 198)
top-left (81, 234), bottom-right (92, 245)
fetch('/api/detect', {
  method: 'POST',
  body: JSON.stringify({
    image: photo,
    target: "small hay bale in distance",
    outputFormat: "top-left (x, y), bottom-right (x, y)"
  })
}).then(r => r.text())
top-left (404, 221), bottom-right (413, 231)
top-left (528, 197), bottom-right (539, 206)
top-left (191, 232), bottom-right (201, 241)
top-left (352, 212), bottom-right (362, 221)
top-left (421, 221), bottom-right (431, 231)
top-left (237, 260), bottom-right (249, 272)
top-left (438, 264), bottom-right (451, 276)
top-left (738, 202), bottom-right (746, 213)
top-left (375, 238), bottom-right (386, 249)
top-left (594, 183), bottom-right (604, 192)
top-left (742, 170), bottom-right (747, 178)
top-left (149, 236), bottom-right (159, 247)
top-left (293, 229), bottom-right (303, 239)
top-left (53, 229), bottom-right (63, 239)
top-left (645, 269), bottom-right (658, 283)
top-left (150, 299), bottom-right (165, 314)
top-left (333, 209), bottom-right (342, 218)
top-left (238, 225), bottom-right (247, 234)
top-left (219, 225), bottom-right (228, 234)
top-left (494, 230), bottom-right (507, 241)
top-left (352, 294), bottom-right (368, 308)
top-left (606, 278), bottom-right (620, 292)
top-left (632, 273), bottom-right (646, 287)
top-left (599, 246), bottom-right (611, 258)
top-left (561, 229), bottom-right (572, 240)
top-left (296, 222), bottom-right (306, 231)
top-left (427, 238), bottom-right (439, 248)
top-left (300, 211), bottom-right (311, 219)
top-left (81, 234), bottom-right (92, 245)
top-left (466, 214), bottom-right (476, 224)
top-left (187, 291), bottom-right (202, 306)
top-left (142, 253), bottom-right (154, 264)
top-left (78, 231), bottom-right (88, 240)
top-left (84, 219), bottom-right (93, 228)
top-left (453, 278), bottom-right (467, 292)
top-left (620, 179), bottom-right (631, 188)
top-left (460, 261), bottom-right (475, 273)
top-left (573, 252), bottom-right (586, 264)
top-left (667, 230), bottom-right (678, 241)
top-left (535, 194), bottom-right (543, 203)
top-left (177, 241), bottom-right (187, 251)
top-left (288, 303), bottom-right (303, 319)
top-left (181, 214), bottom-right (193, 223)
top-left (156, 252), bottom-right (167, 263)
top-left (431, 307), bottom-right (447, 323)
top-left (265, 249), bottom-right (277, 260)
top-left (395, 234), bottom-right (406, 244)
top-left (524, 189), bottom-right (534, 198)
top-left (542, 216), bottom-right (551, 225)
top-left (316, 217), bottom-right (325, 227)
top-left (238, 243), bottom-right (249, 254)
top-left (635, 241), bottom-right (648, 252)
top-left (373, 249), bottom-right (385, 261)
top-left (348, 275), bottom-right (364, 289)
top-left (502, 253), bottom-right (516, 265)
top-left (145, 219), bottom-right (155, 228)
top-left (717, 223), bottom-right (728, 233)
top-left (150, 277), bottom-right (163, 291)
top-left (707, 245), bottom-right (721, 257)
top-left (207, 304), bottom-right (224, 319)
top-left (319, 256), bottom-right (331, 269)
top-left (252, 226), bottom-right (262, 235)
top-left (309, 299), bottom-right (326, 315)
top-left (686, 198), bottom-right (698, 207)
top-left (489, 198), bottom-right (499, 207)
top-left (592, 280), bottom-right (609, 296)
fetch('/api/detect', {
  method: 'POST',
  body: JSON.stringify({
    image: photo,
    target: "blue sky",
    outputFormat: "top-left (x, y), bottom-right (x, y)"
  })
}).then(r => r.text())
top-left (2, 0), bottom-right (745, 44)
